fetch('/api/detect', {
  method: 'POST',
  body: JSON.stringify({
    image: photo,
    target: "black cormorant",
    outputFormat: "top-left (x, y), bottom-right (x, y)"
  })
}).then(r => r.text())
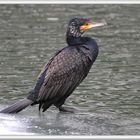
top-left (0, 18), bottom-right (106, 113)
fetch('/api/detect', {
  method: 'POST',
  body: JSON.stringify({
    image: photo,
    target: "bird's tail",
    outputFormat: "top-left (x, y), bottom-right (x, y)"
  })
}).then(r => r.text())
top-left (0, 98), bottom-right (33, 114)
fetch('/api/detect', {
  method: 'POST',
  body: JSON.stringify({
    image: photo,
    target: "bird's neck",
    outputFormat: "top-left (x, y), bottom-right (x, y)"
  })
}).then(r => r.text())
top-left (66, 36), bottom-right (88, 46)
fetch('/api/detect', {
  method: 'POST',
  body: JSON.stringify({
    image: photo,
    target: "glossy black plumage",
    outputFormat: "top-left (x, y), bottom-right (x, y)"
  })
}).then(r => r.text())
top-left (28, 37), bottom-right (98, 112)
top-left (0, 18), bottom-right (99, 113)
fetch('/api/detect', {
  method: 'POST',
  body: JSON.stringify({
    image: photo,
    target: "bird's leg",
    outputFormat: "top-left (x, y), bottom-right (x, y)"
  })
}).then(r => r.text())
top-left (59, 106), bottom-right (77, 113)
top-left (54, 99), bottom-right (77, 113)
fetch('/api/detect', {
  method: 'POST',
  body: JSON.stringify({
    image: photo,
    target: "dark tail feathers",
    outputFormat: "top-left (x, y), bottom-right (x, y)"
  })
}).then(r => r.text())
top-left (0, 98), bottom-right (33, 114)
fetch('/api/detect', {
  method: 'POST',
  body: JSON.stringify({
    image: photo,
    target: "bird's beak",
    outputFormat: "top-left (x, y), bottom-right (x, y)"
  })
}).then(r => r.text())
top-left (80, 21), bottom-right (107, 32)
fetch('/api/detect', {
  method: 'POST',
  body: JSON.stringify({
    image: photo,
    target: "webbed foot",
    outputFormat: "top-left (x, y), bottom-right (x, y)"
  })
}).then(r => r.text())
top-left (59, 106), bottom-right (77, 113)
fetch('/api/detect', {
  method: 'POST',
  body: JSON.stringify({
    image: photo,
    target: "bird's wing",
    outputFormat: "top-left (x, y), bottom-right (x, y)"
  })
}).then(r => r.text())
top-left (27, 49), bottom-right (63, 101)
top-left (36, 47), bottom-right (90, 102)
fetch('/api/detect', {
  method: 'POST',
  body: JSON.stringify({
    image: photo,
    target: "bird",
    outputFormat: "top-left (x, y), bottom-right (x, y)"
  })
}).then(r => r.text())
top-left (0, 17), bottom-right (106, 114)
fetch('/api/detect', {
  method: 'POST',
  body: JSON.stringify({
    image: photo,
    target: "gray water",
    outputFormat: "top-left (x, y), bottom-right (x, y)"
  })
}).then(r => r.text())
top-left (0, 4), bottom-right (140, 135)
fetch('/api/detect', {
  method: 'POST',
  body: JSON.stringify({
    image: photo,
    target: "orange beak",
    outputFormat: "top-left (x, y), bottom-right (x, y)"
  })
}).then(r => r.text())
top-left (80, 21), bottom-right (107, 32)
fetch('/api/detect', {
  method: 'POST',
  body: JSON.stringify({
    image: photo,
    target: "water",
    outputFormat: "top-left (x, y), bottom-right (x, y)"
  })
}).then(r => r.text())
top-left (0, 4), bottom-right (140, 135)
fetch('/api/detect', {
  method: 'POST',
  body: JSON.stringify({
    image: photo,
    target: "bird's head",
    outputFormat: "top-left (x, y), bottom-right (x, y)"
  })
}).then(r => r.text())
top-left (66, 17), bottom-right (107, 38)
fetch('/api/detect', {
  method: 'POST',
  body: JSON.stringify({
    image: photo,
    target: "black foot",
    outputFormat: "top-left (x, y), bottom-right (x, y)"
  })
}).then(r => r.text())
top-left (59, 106), bottom-right (77, 113)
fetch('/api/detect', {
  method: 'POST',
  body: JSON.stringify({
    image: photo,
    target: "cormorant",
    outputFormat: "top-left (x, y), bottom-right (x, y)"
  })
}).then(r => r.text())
top-left (0, 18), bottom-right (106, 113)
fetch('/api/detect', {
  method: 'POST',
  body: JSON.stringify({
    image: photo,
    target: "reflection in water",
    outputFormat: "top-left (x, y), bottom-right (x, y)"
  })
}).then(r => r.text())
top-left (0, 5), bottom-right (140, 135)
top-left (0, 113), bottom-right (34, 135)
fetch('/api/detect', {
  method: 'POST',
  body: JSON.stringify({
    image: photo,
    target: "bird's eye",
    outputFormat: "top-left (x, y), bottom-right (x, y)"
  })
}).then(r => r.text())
top-left (85, 23), bottom-right (89, 26)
